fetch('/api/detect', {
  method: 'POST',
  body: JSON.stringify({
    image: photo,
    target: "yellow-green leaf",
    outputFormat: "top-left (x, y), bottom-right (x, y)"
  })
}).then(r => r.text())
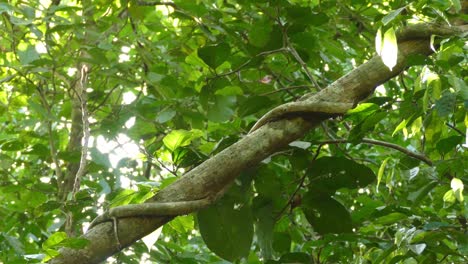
top-left (377, 157), bottom-right (390, 191)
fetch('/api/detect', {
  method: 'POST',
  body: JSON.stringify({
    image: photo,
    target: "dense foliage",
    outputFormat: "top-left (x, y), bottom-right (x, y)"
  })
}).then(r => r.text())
top-left (0, 0), bottom-right (466, 263)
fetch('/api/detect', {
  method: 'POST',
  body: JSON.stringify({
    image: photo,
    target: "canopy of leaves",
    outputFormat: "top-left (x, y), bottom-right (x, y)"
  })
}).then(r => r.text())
top-left (0, 0), bottom-right (466, 263)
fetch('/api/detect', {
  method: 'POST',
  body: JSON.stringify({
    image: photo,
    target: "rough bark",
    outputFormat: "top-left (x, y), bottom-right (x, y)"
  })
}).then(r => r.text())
top-left (49, 25), bottom-right (466, 263)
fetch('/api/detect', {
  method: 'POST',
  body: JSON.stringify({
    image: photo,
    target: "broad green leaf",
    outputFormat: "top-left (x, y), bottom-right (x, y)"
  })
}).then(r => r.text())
top-left (3, 234), bottom-right (25, 254)
top-left (239, 96), bottom-right (273, 117)
top-left (381, 27), bottom-right (398, 71)
top-left (197, 200), bottom-right (253, 261)
top-left (253, 197), bottom-right (274, 259)
top-left (349, 111), bottom-right (387, 142)
top-left (302, 194), bottom-right (353, 235)
top-left (162, 129), bottom-right (203, 151)
top-left (273, 232), bottom-right (291, 254)
top-left (408, 181), bottom-right (438, 203)
top-left (155, 108), bottom-right (176, 123)
top-left (207, 95), bottom-right (235, 122)
top-left (1, 140), bottom-right (25, 151)
top-left (307, 157), bottom-right (375, 195)
top-left (382, 7), bottom-right (406, 25)
top-left (43, 232), bottom-right (67, 249)
top-left (375, 212), bottom-right (408, 225)
top-left (346, 103), bottom-right (380, 122)
top-left (248, 19), bottom-right (272, 48)
top-left (60, 238), bottom-right (89, 249)
top-left (436, 136), bottom-right (463, 155)
top-left (434, 92), bottom-right (456, 117)
top-left (215, 85), bottom-right (243, 96)
top-left (279, 252), bottom-right (312, 263)
top-left (198, 43), bottom-right (231, 69)
top-left (110, 189), bottom-right (137, 207)
top-left (18, 45), bottom-right (40, 65)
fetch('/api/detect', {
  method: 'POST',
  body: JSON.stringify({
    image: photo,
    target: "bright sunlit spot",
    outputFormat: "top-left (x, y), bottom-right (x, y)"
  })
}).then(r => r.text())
top-left (35, 42), bottom-right (47, 53)
top-left (125, 117), bottom-right (135, 129)
top-left (375, 85), bottom-right (386, 96)
top-left (123, 91), bottom-right (137, 104)
top-left (94, 134), bottom-right (141, 188)
top-left (40, 177), bottom-right (50, 183)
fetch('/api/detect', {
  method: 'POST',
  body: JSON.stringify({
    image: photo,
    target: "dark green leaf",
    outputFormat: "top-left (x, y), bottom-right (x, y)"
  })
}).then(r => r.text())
top-left (198, 43), bottom-right (231, 69)
top-left (302, 194), bottom-right (353, 235)
top-left (197, 200), bottom-right (253, 261)
top-left (307, 157), bottom-right (375, 195)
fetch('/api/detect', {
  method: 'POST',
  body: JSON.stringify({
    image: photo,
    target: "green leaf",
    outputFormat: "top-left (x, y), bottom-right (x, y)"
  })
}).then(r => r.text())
top-left (375, 212), bottom-right (408, 225)
top-left (248, 19), bottom-right (272, 48)
top-left (155, 108), bottom-right (176, 123)
top-left (239, 96), bottom-right (273, 117)
top-left (408, 181), bottom-right (438, 203)
top-left (207, 96), bottom-right (235, 122)
top-left (279, 252), bottom-right (312, 263)
top-left (381, 27), bottom-right (398, 71)
top-left (253, 197), bottom-right (274, 259)
top-left (198, 43), bottom-right (231, 69)
top-left (3, 234), bottom-right (25, 254)
top-left (434, 92), bottom-right (456, 117)
top-left (392, 115), bottom-right (413, 136)
top-left (377, 157), bottom-right (390, 190)
top-left (197, 200), bottom-right (253, 261)
top-left (382, 7), bottom-right (406, 25)
top-left (302, 194), bottom-right (353, 235)
top-left (307, 157), bottom-right (375, 195)
top-left (43, 232), bottom-right (68, 249)
top-left (110, 189), bottom-right (137, 207)
top-left (18, 45), bottom-right (40, 65)
top-left (436, 135), bottom-right (463, 155)
top-left (1, 140), bottom-right (25, 151)
top-left (162, 129), bottom-right (203, 151)
top-left (215, 85), bottom-right (244, 96)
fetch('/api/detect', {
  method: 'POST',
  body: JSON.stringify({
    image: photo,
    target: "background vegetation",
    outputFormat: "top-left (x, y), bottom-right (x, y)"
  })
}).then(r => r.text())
top-left (0, 0), bottom-right (466, 263)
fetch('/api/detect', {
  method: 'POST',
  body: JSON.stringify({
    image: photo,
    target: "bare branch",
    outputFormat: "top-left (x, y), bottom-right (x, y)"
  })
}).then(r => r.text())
top-left (318, 138), bottom-right (433, 166)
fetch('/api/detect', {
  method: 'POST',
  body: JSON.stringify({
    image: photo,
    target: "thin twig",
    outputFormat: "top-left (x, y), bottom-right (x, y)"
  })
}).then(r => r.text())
top-left (35, 83), bottom-right (64, 185)
top-left (286, 45), bottom-right (322, 91)
top-left (446, 123), bottom-right (464, 136)
top-left (318, 138), bottom-right (433, 166)
top-left (260, 85), bottom-right (313, 96)
top-left (136, 0), bottom-right (176, 7)
top-left (211, 48), bottom-right (287, 79)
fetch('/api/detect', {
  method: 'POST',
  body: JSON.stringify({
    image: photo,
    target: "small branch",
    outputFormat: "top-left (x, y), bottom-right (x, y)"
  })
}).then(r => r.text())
top-left (446, 123), bottom-right (464, 136)
top-left (318, 138), bottom-right (433, 166)
top-left (276, 173), bottom-right (306, 220)
top-left (72, 64), bottom-right (90, 197)
top-left (136, 0), bottom-right (176, 7)
top-left (36, 84), bottom-right (64, 186)
top-left (89, 84), bottom-right (119, 113)
top-left (211, 48), bottom-right (287, 79)
top-left (286, 44), bottom-right (321, 91)
top-left (260, 85), bottom-right (313, 96)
